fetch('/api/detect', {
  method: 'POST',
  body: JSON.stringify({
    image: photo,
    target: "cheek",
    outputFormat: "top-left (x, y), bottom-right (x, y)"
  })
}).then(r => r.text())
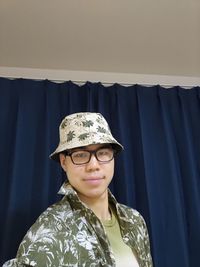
top-left (110, 164), bottom-right (115, 178)
top-left (65, 164), bottom-right (83, 180)
top-left (105, 160), bottom-right (115, 178)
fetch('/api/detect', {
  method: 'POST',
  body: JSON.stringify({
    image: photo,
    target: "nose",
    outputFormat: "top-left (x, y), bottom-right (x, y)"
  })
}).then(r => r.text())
top-left (85, 153), bottom-right (100, 171)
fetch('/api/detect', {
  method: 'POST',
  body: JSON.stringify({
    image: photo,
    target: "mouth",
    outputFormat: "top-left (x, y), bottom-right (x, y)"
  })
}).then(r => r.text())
top-left (83, 177), bottom-right (104, 181)
top-left (83, 177), bottom-right (104, 185)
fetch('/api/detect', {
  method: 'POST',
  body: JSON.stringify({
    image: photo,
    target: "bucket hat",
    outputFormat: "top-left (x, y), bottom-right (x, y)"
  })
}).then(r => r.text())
top-left (50, 112), bottom-right (123, 161)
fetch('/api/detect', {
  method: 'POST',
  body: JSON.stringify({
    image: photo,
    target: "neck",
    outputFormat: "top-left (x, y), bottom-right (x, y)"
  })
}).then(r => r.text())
top-left (78, 190), bottom-right (111, 221)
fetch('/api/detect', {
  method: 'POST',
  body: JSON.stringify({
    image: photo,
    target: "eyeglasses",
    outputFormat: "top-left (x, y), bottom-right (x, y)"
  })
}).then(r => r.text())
top-left (64, 146), bottom-right (115, 165)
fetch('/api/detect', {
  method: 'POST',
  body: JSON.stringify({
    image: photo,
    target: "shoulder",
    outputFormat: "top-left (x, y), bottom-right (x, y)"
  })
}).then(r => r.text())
top-left (117, 203), bottom-right (147, 226)
top-left (30, 196), bottom-right (73, 232)
top-left (117, 202), bottom-right (141, 216)
top-left (39, 197), bottom-right (72, 220)
top-left (19, 196), bottom-right (73, 244)
top-left (14, 197), bottom-right (75, 262)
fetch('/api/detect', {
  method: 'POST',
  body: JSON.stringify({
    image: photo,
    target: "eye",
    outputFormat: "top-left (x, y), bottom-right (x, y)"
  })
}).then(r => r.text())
top-left (72, 151), bottom-right (89, 158)
top-left (98, 149), bottom-right (108, 155)
top-left (97, 148), bottom-right (112, 157)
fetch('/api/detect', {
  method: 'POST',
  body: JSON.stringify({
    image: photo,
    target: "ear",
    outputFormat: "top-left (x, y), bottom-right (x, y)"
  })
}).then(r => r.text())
top-left (59, 153), bottom-right (67, 172)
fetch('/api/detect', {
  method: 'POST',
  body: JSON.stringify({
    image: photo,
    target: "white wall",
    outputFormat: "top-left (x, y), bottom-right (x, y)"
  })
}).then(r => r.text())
top-left (0, 0), bottom-right (200, 78)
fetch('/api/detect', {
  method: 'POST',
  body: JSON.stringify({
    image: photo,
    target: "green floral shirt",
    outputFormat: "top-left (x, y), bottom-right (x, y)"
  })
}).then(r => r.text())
top-left (3, 182), bottom-right (153, 267)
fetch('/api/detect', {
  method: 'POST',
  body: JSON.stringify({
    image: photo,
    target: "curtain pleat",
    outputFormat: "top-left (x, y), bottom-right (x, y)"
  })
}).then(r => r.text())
top-left (0, 78), bottom-right (200, 267)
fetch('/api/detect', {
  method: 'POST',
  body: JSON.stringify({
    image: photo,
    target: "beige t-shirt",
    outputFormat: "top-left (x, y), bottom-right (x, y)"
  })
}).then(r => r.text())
top-left (102, 209), bottom-right (139, 267)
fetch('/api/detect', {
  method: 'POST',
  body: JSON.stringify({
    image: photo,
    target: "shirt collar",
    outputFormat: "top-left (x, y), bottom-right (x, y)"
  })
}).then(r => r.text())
top-left (58, 180), bottom-right (118, 203)
top-left (57, 180), bottom-right (128, 219)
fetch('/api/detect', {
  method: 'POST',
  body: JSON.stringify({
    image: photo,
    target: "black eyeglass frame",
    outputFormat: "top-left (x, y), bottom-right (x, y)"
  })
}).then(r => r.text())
top-left (62, 145), bottom-right (116, 165)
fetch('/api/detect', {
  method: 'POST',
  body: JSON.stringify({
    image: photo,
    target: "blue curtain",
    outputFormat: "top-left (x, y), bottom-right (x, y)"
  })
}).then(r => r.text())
top-left (0, 77), bottom-right (200, 267)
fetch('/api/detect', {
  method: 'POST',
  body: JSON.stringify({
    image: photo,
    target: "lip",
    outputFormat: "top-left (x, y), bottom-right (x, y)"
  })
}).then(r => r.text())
top-left (83, 177), bottom-right (104, 185)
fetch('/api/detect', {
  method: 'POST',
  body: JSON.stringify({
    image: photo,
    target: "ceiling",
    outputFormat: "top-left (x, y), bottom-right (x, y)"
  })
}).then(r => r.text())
top-left (0, 0), bottom-right (200, 77)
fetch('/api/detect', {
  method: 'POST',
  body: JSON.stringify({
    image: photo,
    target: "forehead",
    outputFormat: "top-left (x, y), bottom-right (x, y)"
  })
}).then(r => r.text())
top-left (72, 144), bottom-right (110, 151)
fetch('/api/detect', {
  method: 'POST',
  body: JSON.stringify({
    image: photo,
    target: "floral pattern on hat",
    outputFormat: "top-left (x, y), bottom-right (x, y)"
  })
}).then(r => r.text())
top-left (50, 112), bottom-right (123, 161)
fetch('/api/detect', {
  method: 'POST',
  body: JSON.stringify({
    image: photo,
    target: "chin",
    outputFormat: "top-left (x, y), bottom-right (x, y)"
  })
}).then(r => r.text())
top-left (78, 188), bottom-right (108, 201)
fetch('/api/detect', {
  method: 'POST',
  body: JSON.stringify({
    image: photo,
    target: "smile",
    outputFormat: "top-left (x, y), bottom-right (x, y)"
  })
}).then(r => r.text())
top-left (83, 177), bottom-right (104, 185)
